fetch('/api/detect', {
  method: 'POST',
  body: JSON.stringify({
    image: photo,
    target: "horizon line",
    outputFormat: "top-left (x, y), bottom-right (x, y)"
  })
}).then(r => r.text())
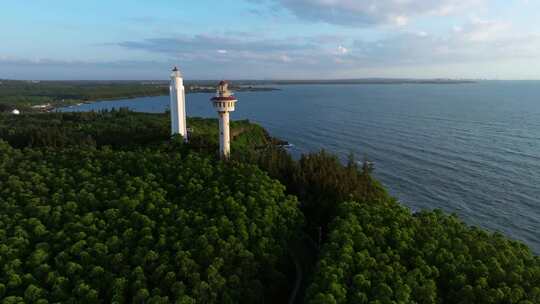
top-left (2, 78), bottom-right (539, 82)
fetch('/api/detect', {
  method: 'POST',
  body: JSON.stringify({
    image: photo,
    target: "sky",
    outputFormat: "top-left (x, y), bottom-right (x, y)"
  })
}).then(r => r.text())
top-left (1, 0), bottom-right (540, 80)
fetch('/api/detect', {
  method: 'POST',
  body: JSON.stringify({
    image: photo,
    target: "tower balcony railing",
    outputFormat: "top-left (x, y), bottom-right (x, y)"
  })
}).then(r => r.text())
top-left (213, 102), bottom-right (236, 112)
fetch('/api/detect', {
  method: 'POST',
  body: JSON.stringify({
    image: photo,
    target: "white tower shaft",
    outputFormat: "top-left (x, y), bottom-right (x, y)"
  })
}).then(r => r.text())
top-left (170, 70), bottom-right (188, 141)
top-left (212, 81), bottom-right (237, 159)
top-left (219, 111), bottom-right (231, 158)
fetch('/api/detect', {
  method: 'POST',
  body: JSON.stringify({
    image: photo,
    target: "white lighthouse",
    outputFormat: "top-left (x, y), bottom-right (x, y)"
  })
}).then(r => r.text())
top-left (211, 81), bottom-right (237, 159)
top-left (169, 67), bottom-right (188, 141)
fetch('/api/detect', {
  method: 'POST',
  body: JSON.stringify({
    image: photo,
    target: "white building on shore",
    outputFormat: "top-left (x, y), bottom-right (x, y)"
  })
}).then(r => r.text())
top-left (169, 67), bottom-right (188, 141)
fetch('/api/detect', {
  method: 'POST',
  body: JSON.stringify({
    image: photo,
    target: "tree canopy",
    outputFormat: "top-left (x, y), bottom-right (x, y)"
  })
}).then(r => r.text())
top-left (0, 80), bottom-right (168, 109)
top-left (0, 110), bottom-right (270, 151)
top-left (306, 200), bottom-right (540, 304)
top-left (1, 111), bottom-right (538, 304)
top-left (0, 141), bottom-right (302, 303)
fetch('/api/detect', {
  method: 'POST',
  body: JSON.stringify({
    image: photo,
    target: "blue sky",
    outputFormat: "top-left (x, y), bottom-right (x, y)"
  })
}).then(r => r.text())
top-left (1, 0), bottom-right (539, 80)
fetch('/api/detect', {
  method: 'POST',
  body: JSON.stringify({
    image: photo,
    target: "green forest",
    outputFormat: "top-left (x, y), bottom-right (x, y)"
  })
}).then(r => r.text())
top-left (0, 110), bottom-right (269, 151)
top-left (0, 111), bottom-right (539, 303)
top-left (306, 201), bottom-right (540, 304)
top-left (0, 80), bottom-right (276, 112)
top-left (0, 81), bottom-right (168, 110)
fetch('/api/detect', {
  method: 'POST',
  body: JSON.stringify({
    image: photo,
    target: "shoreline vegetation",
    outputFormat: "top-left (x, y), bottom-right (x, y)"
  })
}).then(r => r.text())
top-left (0, 80), bottom-right (279, 113)
top-left (0, 79), bottom-right (474, 113)
top-left (0, 110), bottom-right (539, 303)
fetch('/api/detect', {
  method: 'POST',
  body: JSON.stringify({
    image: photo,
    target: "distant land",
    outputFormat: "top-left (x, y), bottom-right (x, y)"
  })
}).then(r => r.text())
top-left (266, 78), bottom-right (476, 85)
top-left (0, 79), bottom-right (277, 111)
top-left (0, 78), bottom-right (475, 112)
top-left (143, 78), bottom-right (476, 85)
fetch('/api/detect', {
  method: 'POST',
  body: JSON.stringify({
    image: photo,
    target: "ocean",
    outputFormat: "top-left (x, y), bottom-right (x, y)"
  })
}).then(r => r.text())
top-left (59, 81), bottom-right (540, 253)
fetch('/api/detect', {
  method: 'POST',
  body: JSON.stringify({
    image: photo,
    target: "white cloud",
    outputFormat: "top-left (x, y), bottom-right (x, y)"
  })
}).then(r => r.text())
top-left (453, 25), bottom-right (463, 33)
top-left (337, 45), bottom-right (349, 55)
top-left (351, 18), bottom-right (540, 66)
top-left (461, 18), bottom-right (511, 42)
top-left (280, 54), bottom-right (292, 62)
top-left (14, 13), bottom-right (533, 80)
top-left (392, 15), bottom-right (409, 27)
top-left (114, 17), bottom-right (540, 76)
top-left (256, 0), bottom-right (485, 26)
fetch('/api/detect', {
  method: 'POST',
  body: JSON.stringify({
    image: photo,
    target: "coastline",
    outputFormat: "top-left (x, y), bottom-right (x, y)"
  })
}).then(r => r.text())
top-left (268, 79), bottom-right (476, 85)
top-left (37, 86), bottom-right (280, 113)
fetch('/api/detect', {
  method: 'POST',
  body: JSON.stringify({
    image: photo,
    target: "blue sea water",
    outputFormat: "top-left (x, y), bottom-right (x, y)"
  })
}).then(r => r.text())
top-left (59, 81), bottom-right (540, 253)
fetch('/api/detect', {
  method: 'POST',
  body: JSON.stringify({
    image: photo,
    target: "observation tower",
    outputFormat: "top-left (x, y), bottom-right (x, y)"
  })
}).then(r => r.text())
top-left (169, 67), bottom-right (188, 141)
top-left (211, 81), bottom-right (237, 159)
